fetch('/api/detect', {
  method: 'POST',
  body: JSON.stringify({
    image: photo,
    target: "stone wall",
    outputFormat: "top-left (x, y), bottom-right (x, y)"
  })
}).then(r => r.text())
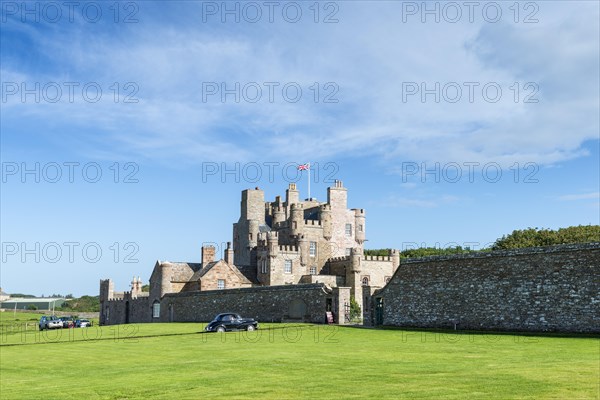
top-left (102, 296), bottom-right (150, 326)
top-left (161, 283), bottom-right (338, 324)
top-left (101, 283), bottom-right (347, 325)
top-left (375, 243), bottom-right (600, 333)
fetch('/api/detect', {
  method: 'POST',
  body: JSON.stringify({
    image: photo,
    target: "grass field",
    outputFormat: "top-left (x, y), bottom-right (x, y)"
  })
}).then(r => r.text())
top-left (0, 313), bottom-right (598, 399)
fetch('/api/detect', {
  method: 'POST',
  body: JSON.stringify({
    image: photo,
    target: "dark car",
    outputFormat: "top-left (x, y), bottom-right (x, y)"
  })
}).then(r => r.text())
top-left (205, 313), bottom-right (258, 332)
top-left (61, 317), bottom-right (75, 328)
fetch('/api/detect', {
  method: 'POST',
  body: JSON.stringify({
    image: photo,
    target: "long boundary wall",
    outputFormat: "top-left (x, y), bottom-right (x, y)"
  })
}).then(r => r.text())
top-left (374, 243), bottom-right (600, 333)
top-left (102, 284), bottom-right (350, 326)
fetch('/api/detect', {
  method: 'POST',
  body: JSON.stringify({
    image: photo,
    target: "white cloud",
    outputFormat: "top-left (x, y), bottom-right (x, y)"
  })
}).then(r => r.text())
top-left (558, 192), bottom-right (600, 201)
top-left (2, 2), bottom-right (598, 168)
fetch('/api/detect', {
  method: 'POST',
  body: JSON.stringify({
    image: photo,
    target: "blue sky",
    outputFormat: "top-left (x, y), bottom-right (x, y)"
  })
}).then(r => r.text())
top-left (1, 1), bottom-right (598, 296)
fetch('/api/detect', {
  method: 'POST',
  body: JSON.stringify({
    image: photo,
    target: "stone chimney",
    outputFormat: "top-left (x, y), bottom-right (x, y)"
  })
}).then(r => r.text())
top-left (225, 242), bottom-right (234, 265)
top-left (202, 245), bottom-right (216, 266)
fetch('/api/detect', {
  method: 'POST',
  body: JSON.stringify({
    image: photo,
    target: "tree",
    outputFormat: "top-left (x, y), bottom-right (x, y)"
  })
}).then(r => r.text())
top-left (26, 304), bottom-right (38, 310)
top-left (349, 296), bottom-right (361, 321)
top-left (492, 225), bottom-right (600, 250)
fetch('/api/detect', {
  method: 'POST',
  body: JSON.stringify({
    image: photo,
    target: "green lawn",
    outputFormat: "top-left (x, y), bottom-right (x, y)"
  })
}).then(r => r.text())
top-left (0, 318), bottom-right (598, 399)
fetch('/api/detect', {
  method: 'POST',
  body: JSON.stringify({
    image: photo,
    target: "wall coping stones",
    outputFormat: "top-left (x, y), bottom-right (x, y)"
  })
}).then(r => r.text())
top-left (400, 242), bottom-right (600, 265)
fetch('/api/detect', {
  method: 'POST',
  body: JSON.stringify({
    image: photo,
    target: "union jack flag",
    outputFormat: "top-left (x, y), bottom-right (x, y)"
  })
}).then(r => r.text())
top-left (297, 163), bottom-right (310, 171)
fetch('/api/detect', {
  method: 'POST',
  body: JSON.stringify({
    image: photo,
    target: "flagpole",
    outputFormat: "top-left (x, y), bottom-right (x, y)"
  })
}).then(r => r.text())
top-left (308, 163), bottom-right (311, 200)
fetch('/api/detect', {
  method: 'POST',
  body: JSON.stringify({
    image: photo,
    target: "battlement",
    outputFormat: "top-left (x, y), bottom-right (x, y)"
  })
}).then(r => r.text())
top-left (364, 255), bottom-right (392, 261)
top-left (291, 203), bottom-right (304, 210)
top-left (333, 180), bottom-right (343, 188)
top-left (353, 208), bottom-right (365, 216)
top-left (304, 219), bottom-right (322, 226)
top-left (279, 245), bottom-right (300, 252)
top-left (328, 255), bottom-right (350, 263)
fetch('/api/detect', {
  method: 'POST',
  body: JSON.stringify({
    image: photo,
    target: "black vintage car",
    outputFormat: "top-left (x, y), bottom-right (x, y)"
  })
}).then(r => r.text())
top-left (205, 313), bottom-right (258, 332)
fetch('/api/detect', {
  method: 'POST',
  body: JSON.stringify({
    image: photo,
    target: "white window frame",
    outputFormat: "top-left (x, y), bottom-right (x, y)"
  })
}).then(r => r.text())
top-left (310, 266), bottom-right (317, 275)
top-left (345, 223), bottom-right (352, 236)
top-left (284, 260), bottom-right (292, 274)
top-left (217, 279), bottom-right (226, 290)
top-left (152, 302), bottom-right (160, 318)
top-left (345, 248), bottom-right (352, 256)
top-left (309, 241), bottom-right (317, 257)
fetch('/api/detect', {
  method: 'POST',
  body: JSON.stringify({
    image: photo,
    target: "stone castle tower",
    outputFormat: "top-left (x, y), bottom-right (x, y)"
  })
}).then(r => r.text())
top-left (229, 179), bottom-right (400, 319)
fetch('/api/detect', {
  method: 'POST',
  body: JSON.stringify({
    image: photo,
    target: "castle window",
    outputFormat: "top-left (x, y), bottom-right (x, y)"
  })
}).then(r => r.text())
top-left (309, 241), bottom-right (316, 257)
top-left (284, 260), bottom-right (292, 274)
top-left (345, 224), bottom-right (352, 236)
top-left (362, 276), bottom-right (370, 286)
top-left (217, 279), bottom-right (226, 290)
top-left (152, 301), bottom-right (160, 318)
top-left (358, 224), bottom-right (363, 232)
top-left (261, 260), bottom-right (268, 274)
top-left (310, 266), bottom-right (317, 275)
top-left (345, 248), bottom-right (351, 256)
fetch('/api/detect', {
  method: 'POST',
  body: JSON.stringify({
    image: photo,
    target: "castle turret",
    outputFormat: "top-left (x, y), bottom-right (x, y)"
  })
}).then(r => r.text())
top-left (267, 231), bottom-right (279, 257)
top-left (131, 276), bottom-right (142, 297)
top-left (272, 204), bottom-right (285, 226)
top-left (248, 220), bottom-right (259, 248)
top-left (349, 247), bottom-right (364, 319)
top-left (241, 187), bottom-right (266, 222)
top-left (298, 234), bottom-right (309, 267)
top-left (99, 279), bottom-right (114, 302)
top-left (290, 203), bottom-right (303, 236)
top-left (320, 204), bottom-right (332, 240)
top-left (354, 208), bottom-right (366, 245)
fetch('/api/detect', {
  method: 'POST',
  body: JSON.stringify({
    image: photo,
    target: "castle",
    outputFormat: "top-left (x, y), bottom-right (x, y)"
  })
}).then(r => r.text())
top-left (100, 181), bottom-right (399, 325)
top-left (99, 181), bottom-right (599, 333)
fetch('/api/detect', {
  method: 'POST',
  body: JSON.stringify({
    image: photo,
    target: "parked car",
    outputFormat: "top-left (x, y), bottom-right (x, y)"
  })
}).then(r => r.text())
top-left (75, 319), bottom-right (92, 328)
top-left (61, 317), bottom-right (75, 328)
top-left (39, 316), bottom-right (63, 330)
top-left (205, 313), bottom-right (258, 332)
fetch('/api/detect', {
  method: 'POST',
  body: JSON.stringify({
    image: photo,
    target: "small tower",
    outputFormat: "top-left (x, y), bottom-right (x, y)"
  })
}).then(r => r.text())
top-left (354, 208), bottom-right (366, 245)
top-left (286, 183), bottom-right (299, 206)
top-left (298, 234), bottom-right (309, 268)
top-left (99, 279), bottom-right (114, 302)
top-left (272, 202), bottom-right (285, 226)
top-left (267, 231), bottom-right (279, 258)
top-left (131, 276), bottom-right (143, 297)
top-left (290, 203), bottom-right (303, 236)
top-left (320, 204), bottom-right (332, 240)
